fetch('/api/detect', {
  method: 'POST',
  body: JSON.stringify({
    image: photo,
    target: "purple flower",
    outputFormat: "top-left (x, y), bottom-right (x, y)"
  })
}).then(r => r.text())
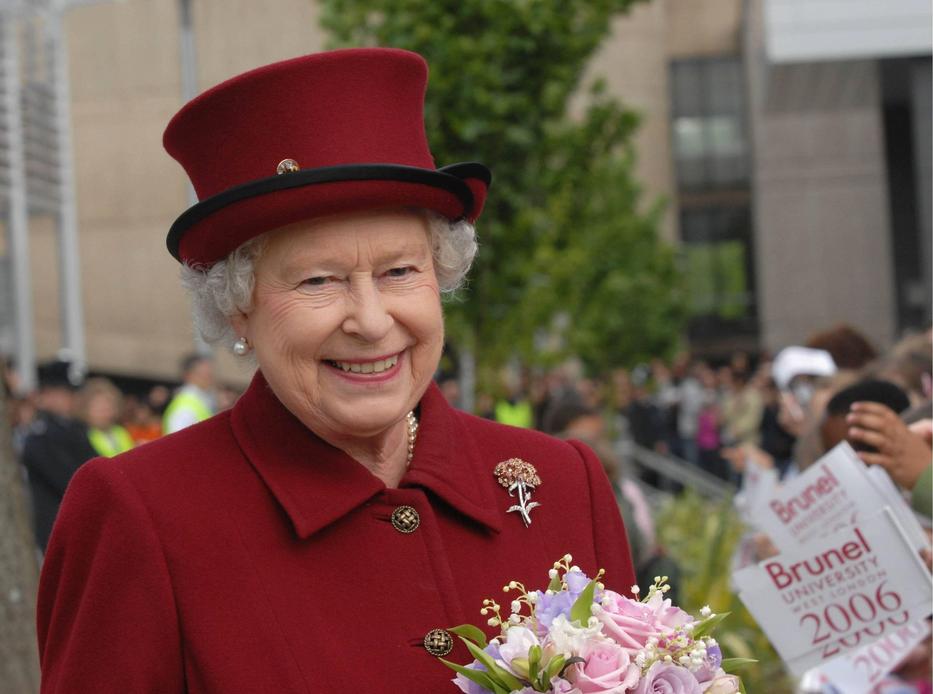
top-left (534, 590), bottom-right (574, 630)
top-left (564, 570), bottom-right (592, 597)
top-left (632, 662), bottom-right (702, 694)
top-left (693, 644), bottom-right (722, 685)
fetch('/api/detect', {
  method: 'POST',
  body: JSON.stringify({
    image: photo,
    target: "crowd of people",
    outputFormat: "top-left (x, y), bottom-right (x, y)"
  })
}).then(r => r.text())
top-left (1, 353), bottom-right (234, 552)
top-left (469, 323), bottom-right (931, 492)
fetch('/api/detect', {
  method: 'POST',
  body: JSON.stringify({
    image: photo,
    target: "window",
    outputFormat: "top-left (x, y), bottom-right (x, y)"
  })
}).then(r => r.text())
top-left (680, 206), bottom-right (757, 336)
top-left (671, 58), bottom-right (749, 191)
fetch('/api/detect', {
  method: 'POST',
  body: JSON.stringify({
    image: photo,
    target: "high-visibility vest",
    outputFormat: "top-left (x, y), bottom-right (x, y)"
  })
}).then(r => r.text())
top-left (88, 425), bottom-right (135, 458)
top-left (162, 389), bottom-right (213, 434)
top-left (494, 399), bottom-right (534, 429)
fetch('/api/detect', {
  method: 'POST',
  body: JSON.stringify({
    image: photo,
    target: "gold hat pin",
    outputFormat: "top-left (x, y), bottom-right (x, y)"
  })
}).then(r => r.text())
top-left (494, 458), bottom-right (541, 527)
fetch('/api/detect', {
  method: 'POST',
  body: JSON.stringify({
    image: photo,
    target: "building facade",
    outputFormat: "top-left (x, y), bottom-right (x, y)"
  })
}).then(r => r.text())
top-left (2, 0), bottom-right (930, 384)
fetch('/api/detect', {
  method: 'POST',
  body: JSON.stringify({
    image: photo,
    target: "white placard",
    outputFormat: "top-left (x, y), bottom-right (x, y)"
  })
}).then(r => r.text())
top-left (733, 508), bottom-right (932, 676)
top-left (862, 464), bottom-right (929, 551)
top-left (815, 620), bottom-right (931, 694)
top-left (751, 443), bottom-right (928, 552)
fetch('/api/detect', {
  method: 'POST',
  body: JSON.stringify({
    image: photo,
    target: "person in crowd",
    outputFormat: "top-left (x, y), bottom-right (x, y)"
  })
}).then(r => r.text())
top-left (162, 353), bottom-right (217, 434)
top-left (493, 368), bottom-right (534, 428)
top-left (650, 358), bottom-right (681, 456)
top-left (675, 359), bottom-right (706, 467)
top-left (76, 377), bottom-right (134, 458)
top-left (805, 322), bottom-right (879, 371)
top-left (20, 360), bottom-right (97, 552)
top-left (695, 364), bottom-right (728, 480)
top-left (756, 376), bottom-right (796, 477)
top-left (818, 378), bottom-right (911, 454)
top-left (37, 48), bottom-right (635, 691)
top-left (720, 367), bottom-right (763, 449)
top-left (123, 389), bottom-right (166, 446)
top-left (436, 373), bottom-right (461, 408)
top-left (868, 329), bottom-right (933, 406)
top-left (620, 366), bottom-right (666, 452)
top-left (547, 397), bottom-right (680, 603)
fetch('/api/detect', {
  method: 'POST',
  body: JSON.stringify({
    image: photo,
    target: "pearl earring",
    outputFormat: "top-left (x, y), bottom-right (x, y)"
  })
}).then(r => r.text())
top-left (232, 337), bottom-right (251, 356)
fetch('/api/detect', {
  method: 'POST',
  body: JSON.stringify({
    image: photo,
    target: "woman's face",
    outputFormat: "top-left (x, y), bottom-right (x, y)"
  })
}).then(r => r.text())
top-left (233, 209), bottom-right (444, 441)
top-left (86, 393), bottom-right (117, 429)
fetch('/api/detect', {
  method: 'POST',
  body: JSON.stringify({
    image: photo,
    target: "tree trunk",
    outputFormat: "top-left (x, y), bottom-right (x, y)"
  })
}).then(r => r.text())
top-left (0, 388), bottom-right (40, 693)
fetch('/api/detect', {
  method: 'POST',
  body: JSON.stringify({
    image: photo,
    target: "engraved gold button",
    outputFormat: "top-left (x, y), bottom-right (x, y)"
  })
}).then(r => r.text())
top-left (424, 628), bottom-right (453, 657)
top-left (276, 158), bottom-right (300, 174)
top-left (391, 505), bottom-right (420, 533)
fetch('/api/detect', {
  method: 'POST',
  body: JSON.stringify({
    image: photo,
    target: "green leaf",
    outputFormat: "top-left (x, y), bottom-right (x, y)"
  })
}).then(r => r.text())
top-left (463, 638), bottom-right (525, 692)
top-left (720, 658), bottom-right (758, 670)
top-left (692, 611), bottom-right (730, 638)
top-left (438, 658), bottom-right (501, 693)
top-left (739, 677), bottom-right (748, 694)
top-left (528, 644), bottom-right (542, 682)
top-left (570, 579), bottom-right (597, 625)
top-left (449, 624), bottom-right (488, 649)
top-left (544, 654), bottom-right (566, 681)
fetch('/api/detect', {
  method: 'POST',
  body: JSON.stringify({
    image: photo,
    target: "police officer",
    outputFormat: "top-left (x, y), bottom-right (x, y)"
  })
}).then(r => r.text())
top-left (20, 360), bottom-right (97, 552)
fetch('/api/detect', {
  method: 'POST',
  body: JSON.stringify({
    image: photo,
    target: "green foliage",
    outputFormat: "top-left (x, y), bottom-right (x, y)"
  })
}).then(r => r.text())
top-left (320, 0), bottom-right (685, 375)
top-left (655, 491), bottom-right (795, 694)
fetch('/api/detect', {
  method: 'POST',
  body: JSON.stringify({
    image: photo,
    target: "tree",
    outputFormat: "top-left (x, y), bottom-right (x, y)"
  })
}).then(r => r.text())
top-left (320, 0), bottom-right (684, 387)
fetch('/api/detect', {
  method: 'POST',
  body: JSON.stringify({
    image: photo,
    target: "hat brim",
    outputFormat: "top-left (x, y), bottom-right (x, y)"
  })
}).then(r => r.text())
top-left (167, 162), bottom-right (490, 265)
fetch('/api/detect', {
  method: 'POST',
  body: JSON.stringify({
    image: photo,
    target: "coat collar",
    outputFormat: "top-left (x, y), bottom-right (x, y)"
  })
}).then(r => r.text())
top-left (230, 372), bottom-right (502, 539)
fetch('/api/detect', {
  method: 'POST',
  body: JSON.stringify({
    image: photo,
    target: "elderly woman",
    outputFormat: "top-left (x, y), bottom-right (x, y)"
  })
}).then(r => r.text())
top-left (37, 48), bottom-right (634, 692)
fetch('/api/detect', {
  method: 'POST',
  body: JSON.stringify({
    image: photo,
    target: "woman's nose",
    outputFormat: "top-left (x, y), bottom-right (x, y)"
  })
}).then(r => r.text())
top-left (341, 280), bottom-right (392, 342)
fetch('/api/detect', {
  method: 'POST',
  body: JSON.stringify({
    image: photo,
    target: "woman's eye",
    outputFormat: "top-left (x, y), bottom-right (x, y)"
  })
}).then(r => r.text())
top-left (301, 276), bottom-right (332, 287)
top-left (386, 266), bottom-right (413, 278)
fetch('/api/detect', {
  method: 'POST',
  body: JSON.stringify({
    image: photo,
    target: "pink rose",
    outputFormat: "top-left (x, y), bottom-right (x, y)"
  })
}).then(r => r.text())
top-left (632, 662), bottom-right (702, 694)
top-left (597, 590), bottom-right (691, 655)
top-left (567, 639), bottom-right (640, 693)
top-left (596, 591), bottom-right (659, 653)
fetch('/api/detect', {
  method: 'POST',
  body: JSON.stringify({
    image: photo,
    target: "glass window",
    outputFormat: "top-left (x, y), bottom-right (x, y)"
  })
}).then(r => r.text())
top-left (671, 58), bottom-right (749, 191)
top-left (680, 206), bottom-right (757, 332)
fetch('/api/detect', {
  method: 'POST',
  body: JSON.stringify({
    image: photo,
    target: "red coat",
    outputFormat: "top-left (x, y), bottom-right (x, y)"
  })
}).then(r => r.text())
top-left (37, 373), bottom-right (635, 693)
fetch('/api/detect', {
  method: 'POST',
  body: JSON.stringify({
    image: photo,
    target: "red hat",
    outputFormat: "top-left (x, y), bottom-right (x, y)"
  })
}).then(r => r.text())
top-left (163, 48), bottom-right (491, 265)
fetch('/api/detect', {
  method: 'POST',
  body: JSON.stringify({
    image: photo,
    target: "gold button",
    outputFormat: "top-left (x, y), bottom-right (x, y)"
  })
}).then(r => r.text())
top-left (276, 158), bottom-right (300, 174)
top-left (391, 505), bottom-right (420, 533)
top-left (423, 628), bottom-right (453, 657)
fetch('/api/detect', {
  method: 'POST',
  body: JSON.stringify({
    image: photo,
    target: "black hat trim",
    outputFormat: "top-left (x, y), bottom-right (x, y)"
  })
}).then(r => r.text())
top-left (166, 162), bottom-right (491, 261)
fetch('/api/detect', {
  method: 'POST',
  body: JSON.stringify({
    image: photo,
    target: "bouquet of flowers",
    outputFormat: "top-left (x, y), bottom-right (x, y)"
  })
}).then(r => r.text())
top-left (440, 554), bottom-right (750, 694)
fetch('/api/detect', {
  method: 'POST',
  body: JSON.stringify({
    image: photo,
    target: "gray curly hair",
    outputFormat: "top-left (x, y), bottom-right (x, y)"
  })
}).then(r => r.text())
top-left (180, 211), bottom-right (478, 349)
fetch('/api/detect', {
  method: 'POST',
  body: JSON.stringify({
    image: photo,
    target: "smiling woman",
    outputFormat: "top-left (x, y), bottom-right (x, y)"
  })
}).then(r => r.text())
top-left (36, 48), bottom-right (636, 694)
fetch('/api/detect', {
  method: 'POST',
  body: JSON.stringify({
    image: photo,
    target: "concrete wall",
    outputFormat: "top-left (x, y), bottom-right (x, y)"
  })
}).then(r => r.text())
top-left (746, 0), bottom-right (897, 351)
top-left (51, 0), bottom-right (323, 383)
top-left (585, 0), bottom-right (743, 244)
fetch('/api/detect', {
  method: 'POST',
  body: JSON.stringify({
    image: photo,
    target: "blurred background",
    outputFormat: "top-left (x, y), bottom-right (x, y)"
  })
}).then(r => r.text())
top-left (0, 0), bottom-right (930, 692)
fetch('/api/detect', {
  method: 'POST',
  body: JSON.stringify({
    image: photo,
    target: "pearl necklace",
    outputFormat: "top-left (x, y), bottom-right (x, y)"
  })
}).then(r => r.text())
top-left (405, 411), bottom-right (419, 466)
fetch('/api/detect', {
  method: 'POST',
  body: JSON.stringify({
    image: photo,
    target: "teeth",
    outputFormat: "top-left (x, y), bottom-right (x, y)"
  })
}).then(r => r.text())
top-left (331, 354), bottom-right (399, 374)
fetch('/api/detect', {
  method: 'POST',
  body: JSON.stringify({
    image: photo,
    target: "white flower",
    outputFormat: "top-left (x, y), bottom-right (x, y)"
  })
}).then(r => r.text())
top-left (549, 569), bottom-right (559, 579)
top-left (497, 626), bottom-right (541, 672)
top-left (511, 600), bottom-right (521, 613)
top-left (547, 614), bottom-right (606, 656)
top-left (700, 605), bottom-right (712, 618)
top-left (630, 585), bottom-right (640, 595)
